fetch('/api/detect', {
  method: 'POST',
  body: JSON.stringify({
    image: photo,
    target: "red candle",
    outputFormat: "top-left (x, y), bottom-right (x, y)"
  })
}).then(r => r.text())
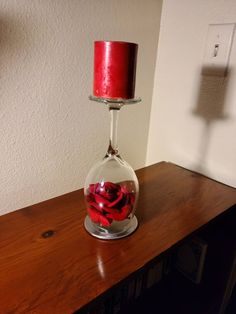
top-left (93, 41), bottom-right (138, 99)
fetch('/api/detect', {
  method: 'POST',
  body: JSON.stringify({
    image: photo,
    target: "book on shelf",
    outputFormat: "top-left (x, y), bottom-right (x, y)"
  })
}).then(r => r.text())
top-left (173, 236), bottom-right (208, 284)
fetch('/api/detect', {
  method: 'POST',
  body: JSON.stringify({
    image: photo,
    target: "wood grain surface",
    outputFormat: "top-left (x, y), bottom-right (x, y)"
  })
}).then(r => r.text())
top-left (0, 162), bottom-right (235, 313)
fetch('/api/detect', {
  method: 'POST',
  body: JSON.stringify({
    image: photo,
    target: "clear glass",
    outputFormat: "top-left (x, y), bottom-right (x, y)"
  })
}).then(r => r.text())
top-left (84, 99), bottom-right (140, 239)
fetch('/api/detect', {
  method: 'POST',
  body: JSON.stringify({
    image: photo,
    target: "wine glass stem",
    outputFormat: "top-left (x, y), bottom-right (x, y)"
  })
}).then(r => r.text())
top-left (108, 108), bottom-right (120, 155)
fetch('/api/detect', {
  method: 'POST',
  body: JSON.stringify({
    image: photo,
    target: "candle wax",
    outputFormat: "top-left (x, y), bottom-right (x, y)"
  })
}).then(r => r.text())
top-left (93, 41), bottom-right (138, 100)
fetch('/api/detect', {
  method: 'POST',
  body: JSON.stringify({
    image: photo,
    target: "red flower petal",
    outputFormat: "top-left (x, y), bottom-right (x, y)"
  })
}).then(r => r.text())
top-left (121, 185), bottom-right (130, 194)
top-left (107, 205), bottom-right (132, 221)
top-left (86, 182), bottom-right (136, 224)
top-left (107, 191), bottom-right (124, 208)
top-left (128, 193), bottom-right (135, 205)
top-left (89, 183), bottom-right (96, 194)
top-left (94, 193), bottom-right (111, 206)
top-left (99, 215), bottom-right (113, 227)
top-left (104, 181), bottom-right (120, 190)
top-left (101, 183), bottom-right (120, 200)
top-left (102, 206), bottom-right (118, 215)
top-left (87, 207), bottom-right (101, 224)
top-left (87, 200), bottom-right (104, 212)
top-left (87, 207), bottom-right (112, 226)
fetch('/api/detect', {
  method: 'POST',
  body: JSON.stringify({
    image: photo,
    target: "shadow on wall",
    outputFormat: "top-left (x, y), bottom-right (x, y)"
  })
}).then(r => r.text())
top-left (0, 14), bottom-right (24, 50)
top-left (0, 14), bottom-right (27, 108)
top-left (192, 66), bottom-right (230, 175)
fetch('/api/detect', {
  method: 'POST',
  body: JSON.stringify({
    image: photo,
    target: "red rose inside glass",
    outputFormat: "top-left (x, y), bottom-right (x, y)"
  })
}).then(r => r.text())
top-left (85, 181), bottom-right (136, 227)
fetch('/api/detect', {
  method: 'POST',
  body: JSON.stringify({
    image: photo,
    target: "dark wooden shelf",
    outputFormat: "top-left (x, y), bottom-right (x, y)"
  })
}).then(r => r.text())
top-left (122, 205), bottom-right (236, 314)
top-left (0, 162), bottom-right (236, 313)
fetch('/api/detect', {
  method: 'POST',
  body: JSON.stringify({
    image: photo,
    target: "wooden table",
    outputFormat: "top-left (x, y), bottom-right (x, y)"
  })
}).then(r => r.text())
top-left (0, 162), bottom-right (236, 314)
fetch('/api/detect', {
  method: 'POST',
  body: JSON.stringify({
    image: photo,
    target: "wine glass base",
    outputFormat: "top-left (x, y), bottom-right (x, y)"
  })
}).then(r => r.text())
top-left (84, 215), bottom-right (138, 240)
top-left (89, 95), bottom-right (141, 105)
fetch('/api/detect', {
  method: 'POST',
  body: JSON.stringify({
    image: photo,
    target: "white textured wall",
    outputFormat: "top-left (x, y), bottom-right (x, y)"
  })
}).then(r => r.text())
top-left (147, 0), bottom-right (236, 187)
top-left (1, 0), bottom-right (162, 215)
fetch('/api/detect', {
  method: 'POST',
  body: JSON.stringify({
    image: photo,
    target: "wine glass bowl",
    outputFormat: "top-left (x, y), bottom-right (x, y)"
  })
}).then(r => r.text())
top-left (84, 97), bottom-right (140, 239)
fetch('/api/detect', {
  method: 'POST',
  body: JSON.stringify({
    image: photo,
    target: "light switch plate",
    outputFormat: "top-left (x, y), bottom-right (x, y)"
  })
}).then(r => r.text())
top-left (203, 23), bottom-right (235, 76)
